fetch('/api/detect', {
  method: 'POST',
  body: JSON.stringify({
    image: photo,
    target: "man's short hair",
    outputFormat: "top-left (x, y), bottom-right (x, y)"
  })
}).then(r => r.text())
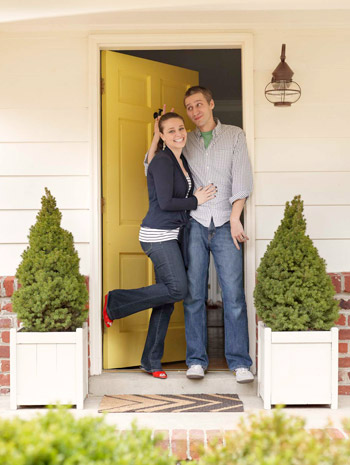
top-left (184, 86), bottom-right (213, 105)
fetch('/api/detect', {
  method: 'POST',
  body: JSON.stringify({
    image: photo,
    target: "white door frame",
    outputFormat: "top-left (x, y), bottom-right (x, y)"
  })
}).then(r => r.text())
top-left (88, 32), bottom-right (256, 376)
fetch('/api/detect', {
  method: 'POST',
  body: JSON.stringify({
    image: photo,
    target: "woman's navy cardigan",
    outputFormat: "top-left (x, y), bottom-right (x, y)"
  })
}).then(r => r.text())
top-left (141, 146), bottom-right (197, 230)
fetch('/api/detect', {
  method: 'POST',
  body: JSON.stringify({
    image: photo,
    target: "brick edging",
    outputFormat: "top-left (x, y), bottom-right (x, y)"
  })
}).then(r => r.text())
top-left (0, 277), bottom-right (17, 394)
top-left (325, 273), bottom-right (350, 395)
top-left (153, 428), bottom-right (349, 460)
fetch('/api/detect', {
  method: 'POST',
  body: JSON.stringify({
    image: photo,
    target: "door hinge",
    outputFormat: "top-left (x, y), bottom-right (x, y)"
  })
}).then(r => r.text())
top-left (100, 77), bottom-right (105, 95)
top-left (101, 197), bottom-right (105, 213)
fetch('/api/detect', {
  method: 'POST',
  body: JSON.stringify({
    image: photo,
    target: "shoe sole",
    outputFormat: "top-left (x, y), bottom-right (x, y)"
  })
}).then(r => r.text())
top-left (186, 374), bottom-right (205, 379)
top-left (236, 378), bottom-right (254, 384)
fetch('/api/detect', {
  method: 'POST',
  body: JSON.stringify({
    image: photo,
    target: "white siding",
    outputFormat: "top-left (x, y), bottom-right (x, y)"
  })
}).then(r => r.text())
top-left (0, 109), bottom-right (87, 141)
top-left (0, 35), bottom-right (89, 275)
top-left (0, 210), bottom-right (90, 243)
top-left (0, 36), bottom-right (88, 109)
top-left (254, 30), bottom-right (350, 272)
top-left (0, 177), bottom-right (89, 210)
top-left (0, 28), bottom-right (349, 276)
top-left (256, 206), bottom-right (350, 272)
top-left (257, 240), bottom-right (350, 274)
top-left (255, 172), bottom-right (350, 206)
top-left (0, 244), bottom-right (89, 277)
top-left (0, 143), bottom-right (89, 175)
top-left (256, 206), bottom-right (350, 240)
top-left (255, 138), bottom-right (350, 173)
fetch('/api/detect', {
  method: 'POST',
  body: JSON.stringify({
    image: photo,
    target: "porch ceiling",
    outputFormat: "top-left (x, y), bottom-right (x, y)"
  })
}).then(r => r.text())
top-left (2, 0), bottom-right (350, 28)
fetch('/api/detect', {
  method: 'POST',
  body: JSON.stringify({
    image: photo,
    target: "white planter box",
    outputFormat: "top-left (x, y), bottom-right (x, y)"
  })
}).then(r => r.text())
top-left (10, 323), bottom-right (88, 410)
top-left (258, 321), bottom-right (338, 409)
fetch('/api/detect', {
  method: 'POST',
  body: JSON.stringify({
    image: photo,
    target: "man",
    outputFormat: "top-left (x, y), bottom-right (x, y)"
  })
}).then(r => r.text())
top-left (146, 86), bottom-right (253, 383)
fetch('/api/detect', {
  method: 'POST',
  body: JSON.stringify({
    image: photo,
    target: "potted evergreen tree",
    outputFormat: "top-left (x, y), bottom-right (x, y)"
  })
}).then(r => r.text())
top-left (10, 189), bottom-right (89, 409)
top-left (254, 195), bottom-right (339, 409)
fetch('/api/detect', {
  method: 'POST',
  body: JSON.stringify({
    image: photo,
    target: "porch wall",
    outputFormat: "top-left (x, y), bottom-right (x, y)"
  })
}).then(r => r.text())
top-left (0, 34), bottom-right (90, 277)
top-left (0, 27), bottom-right (349, 394)
top-left (1, 30), bottom-right (349, 277)
top-left (253, 29), bottom-right (350, 270)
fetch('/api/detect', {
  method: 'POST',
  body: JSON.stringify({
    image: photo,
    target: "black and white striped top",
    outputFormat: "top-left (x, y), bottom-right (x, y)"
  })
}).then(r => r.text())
top-left (139, 175), bottom-right (192, 243)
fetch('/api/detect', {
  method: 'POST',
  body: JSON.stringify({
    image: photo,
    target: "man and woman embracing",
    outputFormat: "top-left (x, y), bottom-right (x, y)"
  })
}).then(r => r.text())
top-left (103, 86), bottom-right (254, 384)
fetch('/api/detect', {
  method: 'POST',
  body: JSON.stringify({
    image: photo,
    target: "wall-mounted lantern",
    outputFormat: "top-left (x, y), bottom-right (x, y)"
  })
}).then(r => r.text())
top-left (265, 44), bottom-right (301, 107)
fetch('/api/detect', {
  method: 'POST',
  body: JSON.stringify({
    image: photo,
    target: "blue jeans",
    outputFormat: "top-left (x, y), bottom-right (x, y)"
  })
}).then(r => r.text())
top-left (184, 219), bottom-right (252, 371)
top-left (107, 240), bottom-right (187, 372)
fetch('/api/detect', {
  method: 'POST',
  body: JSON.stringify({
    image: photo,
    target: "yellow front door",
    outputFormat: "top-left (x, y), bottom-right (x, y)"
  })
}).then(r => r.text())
top-left (102, 51), bottom-right (198, 369)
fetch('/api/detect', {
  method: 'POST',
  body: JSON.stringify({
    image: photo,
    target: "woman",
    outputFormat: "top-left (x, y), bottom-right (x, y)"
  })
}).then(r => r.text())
top-left (103, 112), bottom-right (216, 379)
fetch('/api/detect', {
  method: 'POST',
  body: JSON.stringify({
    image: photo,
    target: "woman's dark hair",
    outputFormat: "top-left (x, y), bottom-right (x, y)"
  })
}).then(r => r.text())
top-left (156, 112), bottom-right (185, 152)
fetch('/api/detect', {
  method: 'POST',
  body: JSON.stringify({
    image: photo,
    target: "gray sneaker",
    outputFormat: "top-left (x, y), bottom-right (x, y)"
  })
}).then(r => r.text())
top-left (186, 365), bottom-right (205, 379)
top-left (235, 367), bottom-right (254, 384)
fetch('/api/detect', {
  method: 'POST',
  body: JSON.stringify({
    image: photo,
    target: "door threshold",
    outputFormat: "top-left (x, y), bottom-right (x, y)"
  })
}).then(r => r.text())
top-left (102, 368), bottom-right (230, 373)
top-left (90, 371), bottom-right (256, 396)
top-left (103, 359), bottom-right (229, 373)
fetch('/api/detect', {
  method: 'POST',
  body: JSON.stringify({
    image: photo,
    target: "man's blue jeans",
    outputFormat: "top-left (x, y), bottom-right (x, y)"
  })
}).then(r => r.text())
top-left (107, 240), bottom-right (187, 372)
top-left (184, 218), bottom-right (252, 371)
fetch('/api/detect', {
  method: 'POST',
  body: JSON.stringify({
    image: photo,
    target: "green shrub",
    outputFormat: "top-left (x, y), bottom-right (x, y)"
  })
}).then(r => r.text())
top-left (199, 408), bottom-right (349, 465)
top-left (12, 188), bottom-right (88, 331)
top-left (254, 195), bottom-right (339, 331)
top-left (0, 408), bottom-right (173, 465)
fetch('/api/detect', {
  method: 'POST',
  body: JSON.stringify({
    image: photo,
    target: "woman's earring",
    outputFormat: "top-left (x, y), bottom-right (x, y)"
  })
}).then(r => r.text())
top-left (162, 141), bottom-right (166, 150)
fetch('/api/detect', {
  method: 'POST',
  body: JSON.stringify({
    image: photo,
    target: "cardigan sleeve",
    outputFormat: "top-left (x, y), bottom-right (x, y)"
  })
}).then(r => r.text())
top-left (150, 156), bottom-right (198, 211)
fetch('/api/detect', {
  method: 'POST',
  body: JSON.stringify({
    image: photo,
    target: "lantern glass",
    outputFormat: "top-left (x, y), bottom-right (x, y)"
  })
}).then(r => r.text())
top-left (265, 80), bottom-right (301, 107)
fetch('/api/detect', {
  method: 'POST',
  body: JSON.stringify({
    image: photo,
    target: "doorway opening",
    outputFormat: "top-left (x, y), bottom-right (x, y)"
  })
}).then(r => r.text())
top-left (120, 49), bottom-right (242, 125)
top-left (102, 48), bottom-right (243, 372)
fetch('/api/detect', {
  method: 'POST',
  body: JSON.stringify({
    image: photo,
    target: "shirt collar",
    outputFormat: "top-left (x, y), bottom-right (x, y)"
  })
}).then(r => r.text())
top-left (194, 118), bottom-right (221, 139)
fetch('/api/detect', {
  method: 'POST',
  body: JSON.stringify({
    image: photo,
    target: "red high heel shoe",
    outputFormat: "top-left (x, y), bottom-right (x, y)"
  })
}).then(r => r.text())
top-left (103, 294), bottom-right (113, 328)
top-left (152, 371), bottom-right (167, 379)
top-left (141, 367), bottom-right (167, 379)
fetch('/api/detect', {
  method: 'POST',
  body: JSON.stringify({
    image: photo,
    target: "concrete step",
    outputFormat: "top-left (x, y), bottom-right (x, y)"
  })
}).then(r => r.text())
top-left (89, 370), bottom-right (257, 396)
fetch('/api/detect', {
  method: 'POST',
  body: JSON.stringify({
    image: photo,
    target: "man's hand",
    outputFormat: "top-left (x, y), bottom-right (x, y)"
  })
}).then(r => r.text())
top-left (230, 217), bottom-right (249, 250)
top-left (148, 104), bottom-right (175, 164)
top-left (154, 104), bottom-right (175, 135)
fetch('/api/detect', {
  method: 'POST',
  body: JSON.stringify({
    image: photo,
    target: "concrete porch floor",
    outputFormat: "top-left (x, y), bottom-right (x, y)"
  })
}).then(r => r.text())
top-left (2, 371), bottom-right (350, 461)
top-left (1, 370), bottom-right (350, 431)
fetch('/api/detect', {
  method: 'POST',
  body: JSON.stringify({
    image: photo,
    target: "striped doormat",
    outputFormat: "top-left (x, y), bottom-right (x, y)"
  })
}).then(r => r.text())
top-left (98, 394), bottom-right (243, 413)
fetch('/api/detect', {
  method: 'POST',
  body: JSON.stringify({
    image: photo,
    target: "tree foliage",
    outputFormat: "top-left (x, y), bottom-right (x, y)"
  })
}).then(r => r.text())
top-left (12, 188), bottom-right (88, 331)
top-left (254, 195), bottom-right (339, 331)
